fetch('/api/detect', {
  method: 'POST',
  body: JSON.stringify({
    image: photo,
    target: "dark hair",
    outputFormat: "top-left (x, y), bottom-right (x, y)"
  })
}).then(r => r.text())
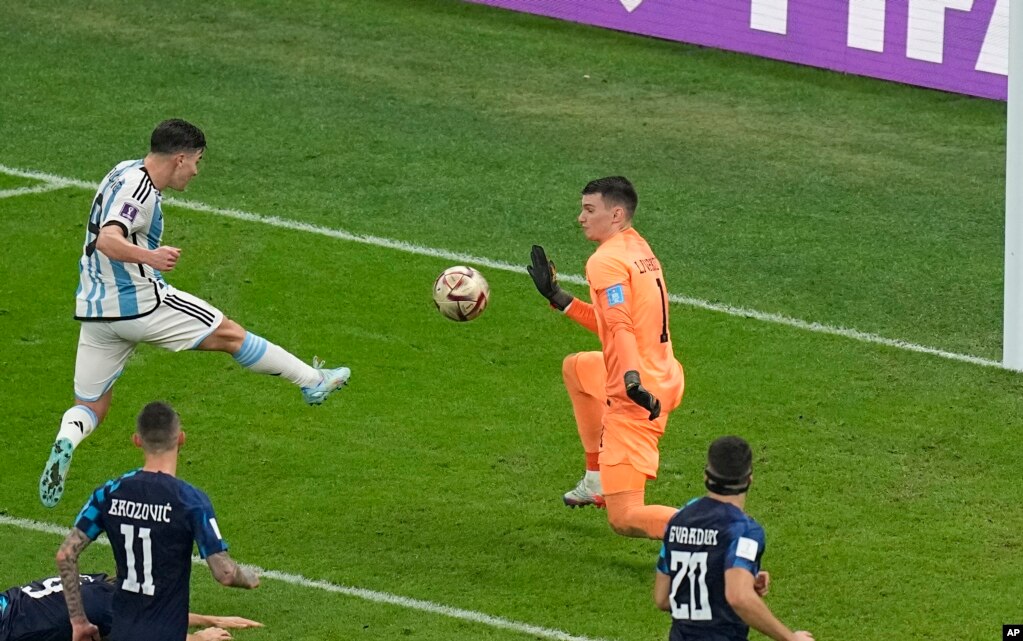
top-left (136, 402), bottom-right (181, 452)
top-left (150, 119), bottom-right (206, 154)
top-left (705, 436), bottom-right (753, 495)
top-left (581, 176), bottom-right (638, 218)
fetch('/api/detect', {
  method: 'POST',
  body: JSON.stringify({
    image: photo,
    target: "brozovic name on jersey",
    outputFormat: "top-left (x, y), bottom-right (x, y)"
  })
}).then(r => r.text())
top-left (108, 498), bottom-right (173, 523)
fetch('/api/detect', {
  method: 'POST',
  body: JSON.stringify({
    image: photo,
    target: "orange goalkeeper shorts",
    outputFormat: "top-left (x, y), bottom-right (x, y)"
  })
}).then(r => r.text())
top-left (598, 407), bottom-right (669, 490)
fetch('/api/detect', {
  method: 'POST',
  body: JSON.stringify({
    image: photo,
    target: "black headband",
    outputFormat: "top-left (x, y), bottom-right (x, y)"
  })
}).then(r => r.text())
top-left (704, 467), bottom-right (750, 496)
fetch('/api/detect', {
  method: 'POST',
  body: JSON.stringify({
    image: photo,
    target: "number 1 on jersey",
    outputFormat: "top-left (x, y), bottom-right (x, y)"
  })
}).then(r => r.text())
top-left (120, 524), bottom-right (155, 596)
top-left (655, 278), bottom-right (669, 343)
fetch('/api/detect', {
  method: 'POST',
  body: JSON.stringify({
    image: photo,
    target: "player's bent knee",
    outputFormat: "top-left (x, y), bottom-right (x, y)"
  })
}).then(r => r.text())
top-left (217, 317), bottom-right (246, 338)
top-left (604, 486), bottom-right (652, 538)
top-left (607, 515), bottom-right (628, 536)
top-left (562, 353), bottom-right (580, 384)
top-left (606, 509), bottom-right (639, 537)
top-left (605, 500), bottom-right (632, 534)
top-left (208, 318), bottom-right (246, 351)
top-left (76, 393), bottom-right (112, 425)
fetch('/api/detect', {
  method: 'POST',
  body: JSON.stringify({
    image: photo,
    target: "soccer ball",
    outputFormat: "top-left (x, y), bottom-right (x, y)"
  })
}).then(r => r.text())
top-left (432, 266), bottom-right (489, 322)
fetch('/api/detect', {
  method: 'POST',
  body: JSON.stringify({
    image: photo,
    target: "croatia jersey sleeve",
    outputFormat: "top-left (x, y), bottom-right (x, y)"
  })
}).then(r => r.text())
top-left (74, 479), bottom-right (118, 541)
top-left (656, 542), bottom-right (670, 574)
top-left (181, 485), bottom-right (229, 559)
top-left (725, 519), bottom-right (765, 576)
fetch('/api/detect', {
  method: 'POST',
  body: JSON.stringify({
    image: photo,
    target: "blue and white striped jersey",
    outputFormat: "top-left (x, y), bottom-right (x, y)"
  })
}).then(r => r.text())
top-left (75, 160), bottom-right (166, 321)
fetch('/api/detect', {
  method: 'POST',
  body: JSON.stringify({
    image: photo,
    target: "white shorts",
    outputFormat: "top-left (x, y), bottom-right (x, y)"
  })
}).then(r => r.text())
top-left (74, 286), bottom-right (225, 401)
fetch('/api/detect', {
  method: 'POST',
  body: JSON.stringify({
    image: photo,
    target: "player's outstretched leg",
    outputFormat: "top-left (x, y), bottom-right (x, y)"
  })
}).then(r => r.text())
top-left (200, 321), bottom-right (351, 406)
top-left (39, 404), bottom-right (100, 508)
top-left (220, 331), bottom-right (351, 406)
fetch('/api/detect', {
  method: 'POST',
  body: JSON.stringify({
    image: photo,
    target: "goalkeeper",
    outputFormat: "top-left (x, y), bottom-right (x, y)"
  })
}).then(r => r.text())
top-left (529, 176), bottom-right (685, 540)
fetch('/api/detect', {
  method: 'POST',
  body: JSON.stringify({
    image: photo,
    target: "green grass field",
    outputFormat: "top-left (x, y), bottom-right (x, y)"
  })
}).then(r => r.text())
top-left (1, 1), bottom-right (1021, 640)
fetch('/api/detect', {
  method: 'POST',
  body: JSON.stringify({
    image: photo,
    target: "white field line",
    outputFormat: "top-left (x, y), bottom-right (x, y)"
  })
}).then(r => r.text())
top-left (0, 514), bottom-right (614, 641)
top-left (0, 163), bottom-right (1007, 371)
top-left (0, 183), bottom-right (69, 199)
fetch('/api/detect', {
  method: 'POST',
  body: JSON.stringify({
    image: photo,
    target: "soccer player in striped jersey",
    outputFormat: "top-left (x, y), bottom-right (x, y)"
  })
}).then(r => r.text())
top-left (39, 119), bottom-right (351, 508)
top-left (654, 437), bottom-right (814, 641)
top-left (529, 176), bottom-right (685, 539)
top-left (55, 402), bottom-right (260, 641)
top-left (0, 573), bottom-right (261, 641)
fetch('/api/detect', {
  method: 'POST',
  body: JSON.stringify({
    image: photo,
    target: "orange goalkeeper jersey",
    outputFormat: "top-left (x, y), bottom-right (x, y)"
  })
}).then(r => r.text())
top-left (567, 228), bottom-right (684, 413)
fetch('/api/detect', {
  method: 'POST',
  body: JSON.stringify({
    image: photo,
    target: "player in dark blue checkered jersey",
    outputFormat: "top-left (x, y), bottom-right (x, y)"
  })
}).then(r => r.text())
top-left (654, 436), bottom-right (814, 641)
top-left (0, 575), bottom-right (114, 641)
top-left (55, 402), bottom-right (259, 641)
top-left (0, 573), bottom-right (261, 641)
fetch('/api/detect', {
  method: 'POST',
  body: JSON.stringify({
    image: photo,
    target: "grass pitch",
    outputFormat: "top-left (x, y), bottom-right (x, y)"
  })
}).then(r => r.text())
top-left (0, 1), bottom-right (1020, 640)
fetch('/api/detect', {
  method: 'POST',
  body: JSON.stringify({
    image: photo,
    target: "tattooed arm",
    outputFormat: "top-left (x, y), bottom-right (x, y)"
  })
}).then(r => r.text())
top-left (56, 528), bottom-right (100, 641)
top-left (206, 551), bottom-right (260, 589)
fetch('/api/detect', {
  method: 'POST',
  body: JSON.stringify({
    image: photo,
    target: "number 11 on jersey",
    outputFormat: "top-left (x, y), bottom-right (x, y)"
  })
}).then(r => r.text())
top-left (120, 524), bottom-right (155, 596)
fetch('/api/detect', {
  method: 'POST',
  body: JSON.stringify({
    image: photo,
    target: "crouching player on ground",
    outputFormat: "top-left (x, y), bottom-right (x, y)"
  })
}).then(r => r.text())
top-left (0, 573), bottom-right (261, 641)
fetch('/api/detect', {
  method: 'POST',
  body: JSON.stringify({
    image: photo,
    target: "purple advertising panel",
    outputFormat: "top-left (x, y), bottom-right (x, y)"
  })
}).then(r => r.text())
top-left (467, 0), bottom-right (1009, 100)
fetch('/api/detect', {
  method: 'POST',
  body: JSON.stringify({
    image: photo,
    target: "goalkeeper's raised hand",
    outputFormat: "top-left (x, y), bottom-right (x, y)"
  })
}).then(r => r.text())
top-left (527, 245), bottom-right (574, 311)
top-left (624, 370), bottom-right (661, 420)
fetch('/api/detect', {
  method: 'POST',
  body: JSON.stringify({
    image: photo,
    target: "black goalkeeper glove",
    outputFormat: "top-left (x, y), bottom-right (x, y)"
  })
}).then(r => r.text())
top-left (624, 370), bottom-right (661, 420)
top-left (527, 244), bottom-right (574, 311)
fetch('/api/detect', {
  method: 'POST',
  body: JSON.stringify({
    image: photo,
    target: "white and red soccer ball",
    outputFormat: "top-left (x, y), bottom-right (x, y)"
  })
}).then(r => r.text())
top-left (432, 266), bottom-right (489, 322)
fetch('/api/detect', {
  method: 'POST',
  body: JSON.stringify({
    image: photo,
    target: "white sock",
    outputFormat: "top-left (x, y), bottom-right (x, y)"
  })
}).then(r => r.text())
top-left (55, 405), bottom-right (99, 449)
top-left (585, 470), bottom-right (602, 485)
top-left (232, 332), bottom-right (321, 388)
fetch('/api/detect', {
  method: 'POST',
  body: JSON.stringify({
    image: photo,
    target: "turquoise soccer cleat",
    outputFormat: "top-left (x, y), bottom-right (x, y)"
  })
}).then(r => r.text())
top-left (39, 437), bottom-right (75, 508)
top-left (301, 357), bottom-right (351, 405)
